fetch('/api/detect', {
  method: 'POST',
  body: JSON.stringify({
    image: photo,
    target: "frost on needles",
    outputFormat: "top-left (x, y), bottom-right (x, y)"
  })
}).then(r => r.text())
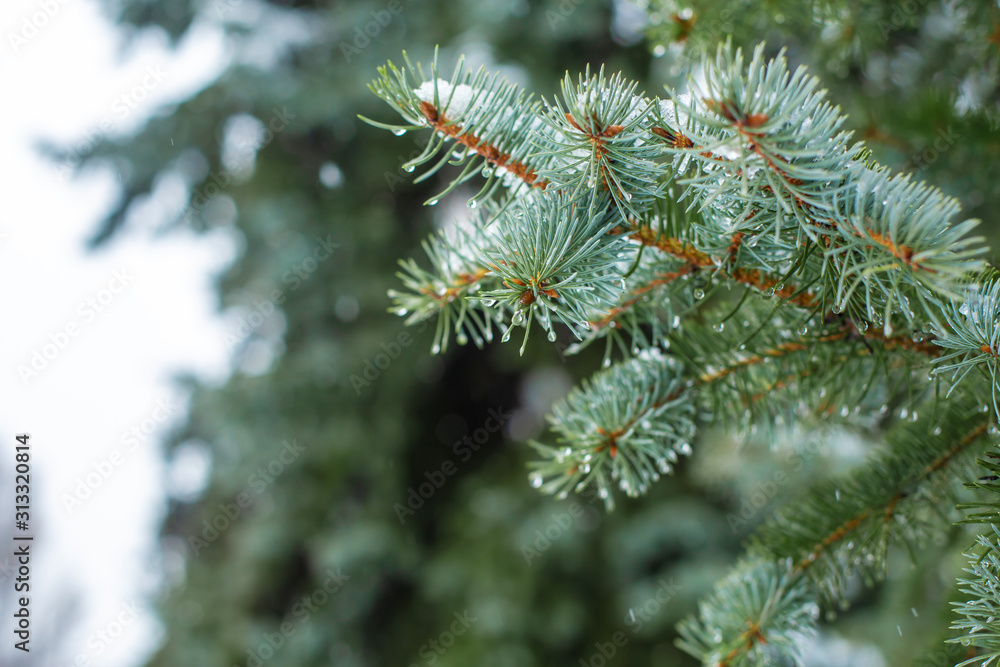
top-left (364, 42), bottom-right (1000, 665)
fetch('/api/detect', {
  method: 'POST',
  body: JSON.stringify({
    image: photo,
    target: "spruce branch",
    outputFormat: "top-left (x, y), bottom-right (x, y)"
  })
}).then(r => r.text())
top-left (652, 43), bottom-right (985, 332)
top-left (676, 559), bottom-right (819, 667)
top-left (368, 44), bottom-right (987, 365)
top-left (750, 403), bottom-right (990, 601)
top-left (677, 404), bottom-right (992, 665)
top-left (628, 224), bottom-right (819, 309)
top-left (479, 191), bottom-right (628, 352)
top-left (949, 446), bottom-right (1000, 665)
top-left (362, 49), bottom-right (555, 207)
top-left (542, 297), bottom-right (940, 509)
top-left (934, 274), bottom-right (1000, 422)
top-left (364, 42), bottom-right (1000, 665)
top-left (388, 223), bottom-right (505, 353)
top-left (950, 526), bottom-right (1000, 667)
top-left (528, 350), bottom-right (697, 509)
top-left (532, 66), bottom-right (666, 218)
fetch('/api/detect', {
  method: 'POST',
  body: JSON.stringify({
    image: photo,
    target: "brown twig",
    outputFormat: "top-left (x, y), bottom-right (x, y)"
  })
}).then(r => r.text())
top-left (419, 101), bottom-right (548, 189)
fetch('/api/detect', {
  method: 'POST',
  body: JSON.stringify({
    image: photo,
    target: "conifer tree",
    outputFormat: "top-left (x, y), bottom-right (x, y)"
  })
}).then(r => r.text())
top-left (366, 40), bottom-right (1000, 666)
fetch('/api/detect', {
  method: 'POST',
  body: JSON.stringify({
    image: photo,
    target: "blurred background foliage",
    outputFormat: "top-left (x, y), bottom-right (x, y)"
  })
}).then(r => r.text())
top-left (69, 0), bottom-right (1000, 665)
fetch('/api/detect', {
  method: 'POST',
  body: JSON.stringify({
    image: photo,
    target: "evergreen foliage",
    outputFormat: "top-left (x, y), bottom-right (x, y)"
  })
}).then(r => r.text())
top-left (75, 0), bottom-right (1000, 665)
top-left (368, 38), bottom-right (1000, 665)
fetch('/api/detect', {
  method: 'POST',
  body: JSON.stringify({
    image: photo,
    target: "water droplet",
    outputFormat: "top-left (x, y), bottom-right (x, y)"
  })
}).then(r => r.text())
top-left (403, 164), bottom-right (415, 173)
top-left (456, 332), bottom-right (468, 345)
top-left (426, 198), bottom-right (439, 206)
top-left (547, 330), bottom-right (557, 342)
top-left (857, 320), bottom-right (869, 332)
top-left (713, 323), bottom-right (724, 332)
top-left (693, 288), bottom-right (705, 300)
top-left (467, 199), bottom-right (478, 209)
top-left (763, 288), bottom-right (775, 298)
top-left (392, 129), bottom-right (406, 136)
top-left (530, 473), bottom-right (543, 488)
top-left (677, 442), bottom-right (692, 456)
top-left (797, 325), bottom-right (808, 335)
top-left (652, 44), bottom-right (666, 57)
top-left (431, 343), bottom-right (441, 354)
top-left (481, 166), bottom-right (493, 177)
top-left (933, 426), bottom-right (942, 436)
top-left (512, 311), bottom-right (524, 325)
top-left (603, 357), bottom-right (612, 368)
top-left (671, 316), bottom-right (681, 328)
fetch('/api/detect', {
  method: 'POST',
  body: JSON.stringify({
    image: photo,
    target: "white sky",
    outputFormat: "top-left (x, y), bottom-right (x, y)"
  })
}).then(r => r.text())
top-left (0, 1), bottom-right (232, 665)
